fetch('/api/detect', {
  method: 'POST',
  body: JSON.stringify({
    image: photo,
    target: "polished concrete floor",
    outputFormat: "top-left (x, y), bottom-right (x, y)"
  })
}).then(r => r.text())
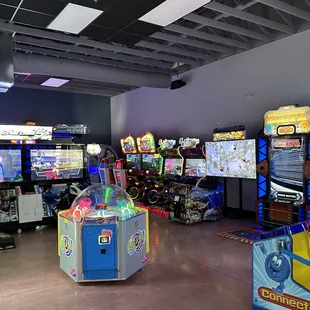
top-left (0, 215), bottom-right (253, 310)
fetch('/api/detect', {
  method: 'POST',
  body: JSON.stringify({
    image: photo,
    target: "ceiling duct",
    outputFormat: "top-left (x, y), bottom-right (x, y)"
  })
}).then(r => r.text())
top-left (0, 33), bottom-right (14, 93)
top-left (13, 53), bottom-right (171, 89)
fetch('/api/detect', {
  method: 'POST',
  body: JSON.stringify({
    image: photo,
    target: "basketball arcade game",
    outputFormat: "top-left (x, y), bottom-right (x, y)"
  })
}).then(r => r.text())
top-left (257, 105), bottom-right (310, 228)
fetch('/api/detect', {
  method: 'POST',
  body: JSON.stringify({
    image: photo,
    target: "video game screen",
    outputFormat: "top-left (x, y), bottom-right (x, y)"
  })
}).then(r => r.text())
top-left (0, 150), bottom-right (23, 182)
top-left (184, 159), bottom-right (206, 177)
top-left (164, 158), bottom-right (183, 176)
top-left (31, 149), bottom-right (84, 180)
top-left (126, 154), bottom-right (141, 170)
top-left (205, 140), bottom-right (256, 179)
top-left (142, 154), bottom-right (161, 172)
top-left (270, 138), bottom-right (304, 202)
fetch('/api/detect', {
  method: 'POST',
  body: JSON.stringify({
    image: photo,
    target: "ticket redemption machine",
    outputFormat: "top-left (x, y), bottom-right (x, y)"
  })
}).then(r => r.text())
top-left (137, 132), bottom-right (162, 176)
top-left (252, 221), bottom-right (310, 310)
top-left (58, 184), bottom-right (149, 282)
top-left (257, 105), bottom-right (310, 228)
top-left (158, 139), bottom-right (184, 177)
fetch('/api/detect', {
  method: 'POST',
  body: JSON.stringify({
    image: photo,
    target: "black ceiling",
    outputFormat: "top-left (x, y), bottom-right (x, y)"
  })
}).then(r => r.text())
top-left (0, 0), bottom-right (165, 46)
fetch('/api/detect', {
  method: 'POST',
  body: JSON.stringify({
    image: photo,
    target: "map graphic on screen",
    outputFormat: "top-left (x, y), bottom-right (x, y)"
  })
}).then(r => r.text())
top-left (0, 150), bottom-right (23, 182)
top-left (31, 149), bottom-right (84, 180)
top-left (184, 159), bottom-right (206, 177)
top-left (142, 154), bottom-right (161, 172)
top-left (206, 140), bottom-right (256, 179)
top-left (164, 158), bottom-right (183, 175)
top-left (126, 154), bottom-right (141, 170)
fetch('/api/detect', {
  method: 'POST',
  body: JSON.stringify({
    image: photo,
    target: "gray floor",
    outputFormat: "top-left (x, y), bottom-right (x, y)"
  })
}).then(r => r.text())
top-left (0, 214), bottom-right (253, 310)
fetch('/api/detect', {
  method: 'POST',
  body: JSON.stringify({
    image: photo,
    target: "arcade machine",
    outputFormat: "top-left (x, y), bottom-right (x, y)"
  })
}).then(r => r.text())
top-left (99, 158), bottom-right (114, 186)
top-left (137, 132), bottom-right (162, 176)
top-left (120, 135), bottom-right (142, 176)
top-left (58, 183), bottom-right (149, 282)
top-left (168, 137), bottom-right (223, 224)
top-left (86, 144), bottom-right (118, 184)
top-left (252, 220), bottom-right (310, 309)
top-left (257, 105), bottom-right (310, 228)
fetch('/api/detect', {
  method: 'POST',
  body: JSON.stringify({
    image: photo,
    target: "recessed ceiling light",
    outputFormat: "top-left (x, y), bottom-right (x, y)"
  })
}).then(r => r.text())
top-left (139, 0), bottom-right (211, 27)
top-left (0, 87), bottom-right (9, 93)
top-left (47, 3), bottom-right (103, 34)
top-left (41, 78), bottom-right (70, 88)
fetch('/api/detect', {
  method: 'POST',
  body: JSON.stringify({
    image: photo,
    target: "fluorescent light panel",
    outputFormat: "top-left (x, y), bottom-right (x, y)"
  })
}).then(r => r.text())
top-left (139, 0), bottom-right (211, 27)
top-left (41, 78), bottom-right (70, 88)
top-left (47, 3), bottom-right (103, 34)
top-left (0, 87), bottom-right (8, 93)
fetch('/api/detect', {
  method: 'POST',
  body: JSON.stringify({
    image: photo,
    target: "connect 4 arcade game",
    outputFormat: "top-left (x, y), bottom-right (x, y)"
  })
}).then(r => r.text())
top-left (257, 105), bottom-right (310, 228)
top-left (252, 221), bottom-right (310, 309)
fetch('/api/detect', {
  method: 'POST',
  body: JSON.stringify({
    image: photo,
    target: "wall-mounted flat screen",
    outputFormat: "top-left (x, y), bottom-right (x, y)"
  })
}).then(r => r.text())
top-left (142, 154), bottom-right (161, 172)
top-left (164, 158), bottom-right (183, 176)
top-left (31, 149), bottom-right (84, 180)
top-left (0, 150), bottom-right (23, 182)
top-left (126, 154), bottom-right (141, 170)
top-left (205, 140), bottom-right (256, 179)
top-left (184, 159), bottom-right (206, 177)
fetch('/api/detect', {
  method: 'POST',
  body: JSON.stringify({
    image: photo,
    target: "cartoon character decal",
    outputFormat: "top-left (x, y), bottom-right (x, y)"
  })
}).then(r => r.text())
top-left (257, 242), bottom-right (290, 295)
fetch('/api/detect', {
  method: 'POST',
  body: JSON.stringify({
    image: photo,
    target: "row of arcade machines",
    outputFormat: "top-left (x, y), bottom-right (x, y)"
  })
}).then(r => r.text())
top-left (120, 132), bottom-right (224, 225)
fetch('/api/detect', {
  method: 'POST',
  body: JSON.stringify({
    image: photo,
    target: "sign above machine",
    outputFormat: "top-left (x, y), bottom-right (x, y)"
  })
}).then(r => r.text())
top-left (53, 124), bottom-right (90, 135)
top-left (120, 135), bottom-right (137, 154)
top-left (137, 132), bottom-right (156, 153)
top-left (264, 105), bottom-right (310, 136)
top-left (213, 130), bottom-right (246, 141)
top-left (158, 139), bottom-right (176, 150)
top-left (179, 137), bottom-right (200, 148)
top-left (0, 125), bottom-right (53, 140)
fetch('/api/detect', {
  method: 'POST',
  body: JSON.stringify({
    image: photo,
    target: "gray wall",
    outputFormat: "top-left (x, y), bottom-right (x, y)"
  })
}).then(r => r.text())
top-left (0, 87), bottom-right (111, 144)
top-left (111, 28), bottom-right (310, 211)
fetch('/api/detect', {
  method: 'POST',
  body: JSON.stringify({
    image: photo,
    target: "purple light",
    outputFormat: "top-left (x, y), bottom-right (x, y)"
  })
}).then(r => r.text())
top-left (41, 78), bottom-right (69, 88)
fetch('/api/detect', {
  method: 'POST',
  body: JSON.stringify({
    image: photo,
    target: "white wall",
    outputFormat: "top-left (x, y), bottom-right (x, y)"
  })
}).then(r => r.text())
top-left (111, 29), bottom-right (310, 211)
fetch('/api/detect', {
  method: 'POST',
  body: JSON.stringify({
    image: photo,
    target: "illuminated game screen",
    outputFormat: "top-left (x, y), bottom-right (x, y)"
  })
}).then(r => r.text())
top-left (206, 140), bottom-right (256, 179)
top-left (270, 138), bottom-right (304, 202)
top-left (184, 159), bottom-right (206, 177)
top-left (126, 154), bottom-right (141, 170)
top-left (31, 149), bottom-right (84, 180)
top-left (164, 158), bottom-right (182, 175)
top-left (0, 150), bottom-right (23, 182)
top-left (142, 154), bottom-right (161, 172)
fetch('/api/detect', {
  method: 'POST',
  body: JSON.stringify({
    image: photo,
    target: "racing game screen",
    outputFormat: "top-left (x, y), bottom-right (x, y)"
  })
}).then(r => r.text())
top-left (206, 140), bottom-right (256, 179)
top-left (31, 149), bottom-right (84, 180)
top-left (0, 150), bottom-right (23, 182)
top-left (270, 138), bottom-right (304, 202)
top-left (184, 159), bottom-right (206, 177)
top-left (164, 158), bottom-right (183, 176)
top-left (126, 154), bottom-right (141, 170)
top-left (142, 154), bottom-right (161, 172)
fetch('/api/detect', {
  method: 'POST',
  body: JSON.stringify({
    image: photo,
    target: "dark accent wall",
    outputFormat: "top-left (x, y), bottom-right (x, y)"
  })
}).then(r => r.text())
top-left (0, 87), bottom-right (111, 144)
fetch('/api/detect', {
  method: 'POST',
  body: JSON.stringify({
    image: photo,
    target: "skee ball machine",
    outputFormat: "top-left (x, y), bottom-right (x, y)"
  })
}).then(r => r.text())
top-left (257, 105), bottom-right (310, 228)
top-left (252, 221), bottom-right (310, 310)
top-left (58, 184), bottom-right (149, 282)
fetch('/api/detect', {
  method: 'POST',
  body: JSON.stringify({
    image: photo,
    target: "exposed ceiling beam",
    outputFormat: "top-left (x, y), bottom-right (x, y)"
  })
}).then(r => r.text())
top-left (205, 2), bottom-right (294, 34)
top-left (15, 44), bottom-right (172, 75)
top-left (184, 14), bottom-right (272, 42)
top-left (255, 0), bottom-right (310, 21)
top-left (165, 24), bottom-right (250, 49)
top-left (13, 35), bottom-right (174, 70)
top-left (0, 20), bottom-right (199, 66)
top-left (136, 40), bottom-right (212, 60)
top-left (151, 32), bottom-right (234, 54)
